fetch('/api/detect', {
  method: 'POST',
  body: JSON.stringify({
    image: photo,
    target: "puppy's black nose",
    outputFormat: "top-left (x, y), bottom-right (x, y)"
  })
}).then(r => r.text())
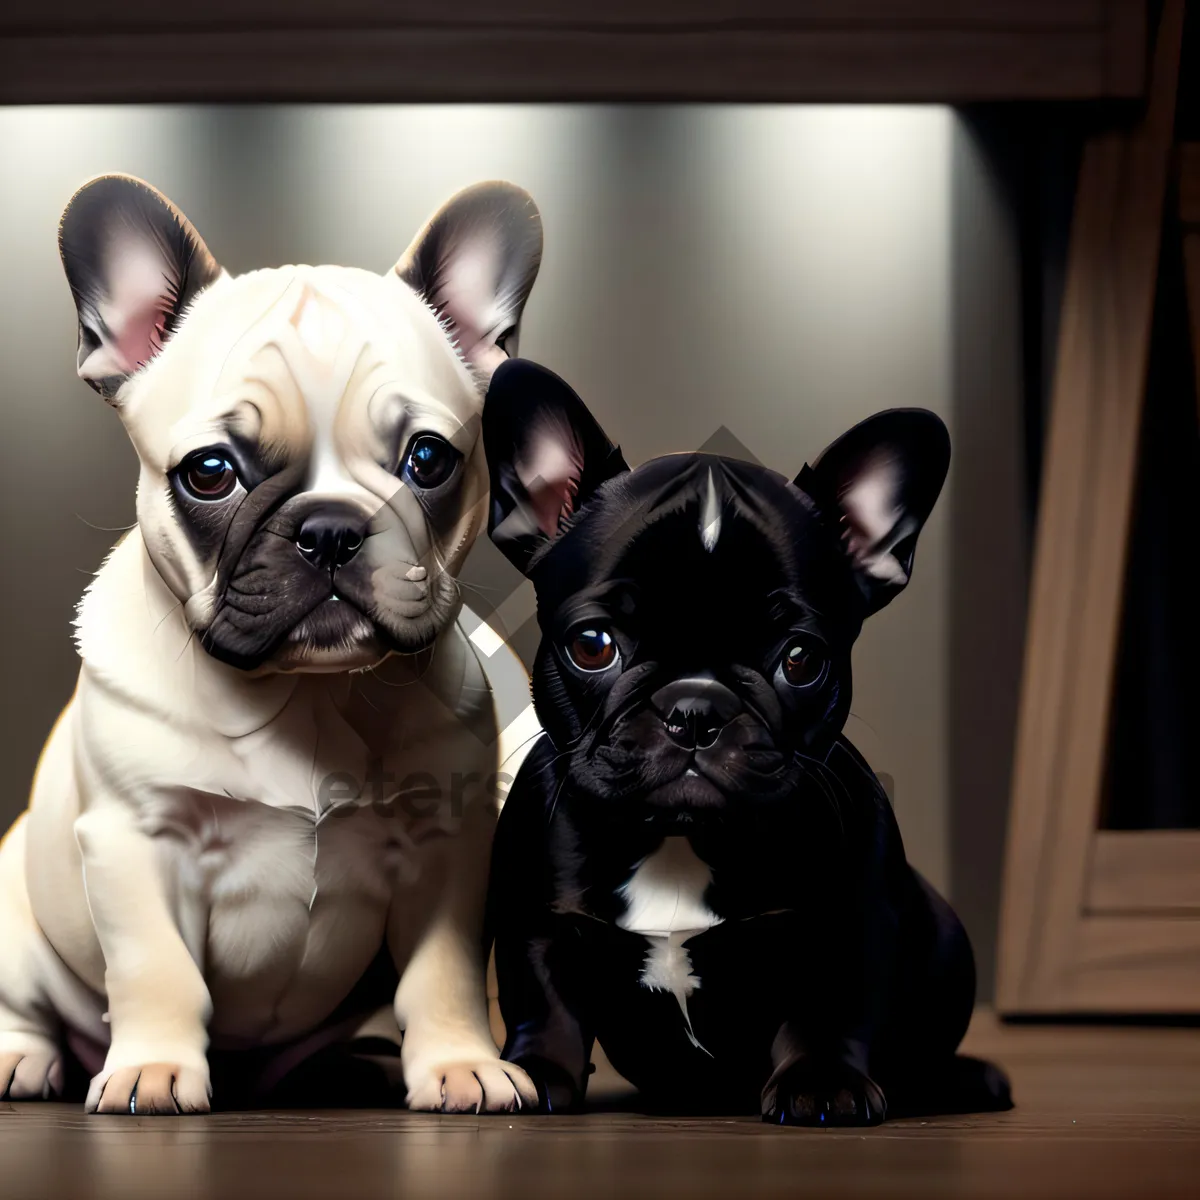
top-left (652, 675), bottom-right (742, 750)
top-left (296, 511), bottom-right (366, 571)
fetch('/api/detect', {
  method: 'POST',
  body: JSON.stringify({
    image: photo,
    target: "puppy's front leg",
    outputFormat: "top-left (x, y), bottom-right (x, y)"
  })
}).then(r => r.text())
top-left (75, 803), bottom-right (212, 1114)
top-left (494, 926), bottom-right (593, 1114)
top-left (760, 918), bottom-right (891, 1128)
top-left (389, 794), bottom-right (536, 1114)
top-left (761, 783), bottom-right (901, 1128)
top-left (490, 771), bottom-right (593, 1113)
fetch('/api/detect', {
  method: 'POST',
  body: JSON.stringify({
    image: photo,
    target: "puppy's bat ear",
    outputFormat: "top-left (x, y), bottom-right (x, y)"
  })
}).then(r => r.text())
top-left (396, 181), bottom-right (543, 383)
top-left (59, 175), bottom-right (223, 403)
top-left (794, 409), bottom-right (950, 616)
top-left (483, 359), bottom-right (628, 575)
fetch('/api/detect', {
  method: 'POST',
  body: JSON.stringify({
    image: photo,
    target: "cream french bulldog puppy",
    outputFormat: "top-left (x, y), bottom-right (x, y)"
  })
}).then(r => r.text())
top-left (0, 175), bottom-right (543, 1115)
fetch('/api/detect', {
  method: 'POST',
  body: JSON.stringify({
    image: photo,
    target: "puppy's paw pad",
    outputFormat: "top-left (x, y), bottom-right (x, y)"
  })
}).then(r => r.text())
top-left (88, 1063), bottom-right (211, 1115)
top-left (762, 1058), bottom-right (887, 1127)
top-left (0, 1049), bottom-right (63, 1101)
top-left (406, 1058), bottom-right (537, 1114)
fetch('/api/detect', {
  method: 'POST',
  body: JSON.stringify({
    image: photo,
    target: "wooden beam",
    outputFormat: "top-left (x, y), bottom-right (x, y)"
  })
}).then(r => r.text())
top-left (1086, 832), bottom-right (1200, 914)
top-left (995, 0), bottom-right (1184, 1015)
top-left (0, 1), bottom-right (1132, 30)
top-left (0, 1), bottom-right (1147, 103)
top-left (1066, 917), bottom-right (1200, 1012)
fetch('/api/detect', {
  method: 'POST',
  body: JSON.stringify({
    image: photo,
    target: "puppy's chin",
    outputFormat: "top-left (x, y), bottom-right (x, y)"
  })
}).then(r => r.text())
top-left (195, 566), bottom-right (460, 675)
top-left (569, 732), bottom-right (799, 827)
top-left (564, 755), bottom-right (730, 821)
top-left (639, 769), bottom-right (729, 829)
top-left (270, 597), bottom-right (388, 674)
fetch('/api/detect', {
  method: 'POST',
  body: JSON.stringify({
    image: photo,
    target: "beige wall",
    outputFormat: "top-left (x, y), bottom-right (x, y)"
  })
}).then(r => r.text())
top-left (948, 115), bottom-right (1029, 998)
top-left (0, 106), bottom-right (1022, 973)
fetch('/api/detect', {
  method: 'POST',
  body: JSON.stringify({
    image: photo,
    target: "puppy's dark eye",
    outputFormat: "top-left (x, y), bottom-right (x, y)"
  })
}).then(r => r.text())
top-left (782, 641), bottom-right (827, 689)
top-left (403, 434), bottom-right (460, 489)
top-left (179, 451), bottom-right (239, 501)
top-left (568, 628), bottom-right (618, 673)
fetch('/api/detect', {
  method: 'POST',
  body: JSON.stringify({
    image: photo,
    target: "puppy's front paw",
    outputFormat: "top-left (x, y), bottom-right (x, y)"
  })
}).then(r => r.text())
top-left (405, 1056), bottom-right (538, 1114)
top-left (0, 1037), bottom-right (63, 1101)
top-left (87, 1062), bottom-right (211, 1115)
top-left (762, 1057), bottom-right (887, 1127)
top-left (505, 1055), bottom-right (584, 1114)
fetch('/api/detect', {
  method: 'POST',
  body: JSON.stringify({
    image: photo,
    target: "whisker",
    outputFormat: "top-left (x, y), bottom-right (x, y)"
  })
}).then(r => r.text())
top-left (174, 626), bottom-right (198, 664)
top-left (75, 514), bottom-right (137, 533)
top-left (546, 772), bottom-right (569, 826)
top-left (153, 599), bottom-right (185, 635)
top-left (454, 577), bottom-right (506, 601)
top-left (505, 725), bottom-right (549, 760)
top-left (795, 753), bottom-right (847, 840)
top-left (845, 709), bottom-right (882, 741)
top-left (352, 677), bottom-right (382, 713)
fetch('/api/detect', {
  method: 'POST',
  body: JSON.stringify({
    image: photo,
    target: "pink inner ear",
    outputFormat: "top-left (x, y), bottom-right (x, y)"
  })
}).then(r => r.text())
top-left (839, 463), bottom-right (899, 550)
top-left (516, 417), bottom-right (586, 537)
top-left (84, 231), bottom-right (177, 378)
top-left (437, 235), bottom-right (502, 367)
top-left (116, 297), bottom-right (171, 371)
top-left (838, 454), bottom-right (912, 587)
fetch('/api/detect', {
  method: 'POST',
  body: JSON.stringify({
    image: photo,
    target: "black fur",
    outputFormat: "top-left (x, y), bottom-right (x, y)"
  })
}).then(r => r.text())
top-left (483, 359), bottom-right (1012, 1125)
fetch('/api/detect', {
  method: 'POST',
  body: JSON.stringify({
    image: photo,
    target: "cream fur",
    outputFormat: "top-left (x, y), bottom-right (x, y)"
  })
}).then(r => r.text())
top-left (0, 229), bottom-right (540, 1114)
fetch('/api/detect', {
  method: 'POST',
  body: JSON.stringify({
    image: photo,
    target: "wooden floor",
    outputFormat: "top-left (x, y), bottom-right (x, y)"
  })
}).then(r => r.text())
top-left (3, 1012), bottom-right (1199, 1200)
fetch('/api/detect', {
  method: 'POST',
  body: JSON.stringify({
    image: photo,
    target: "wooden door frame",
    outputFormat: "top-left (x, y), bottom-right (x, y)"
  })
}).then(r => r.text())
top-left (995, 0), bottom-right (1200, 1016)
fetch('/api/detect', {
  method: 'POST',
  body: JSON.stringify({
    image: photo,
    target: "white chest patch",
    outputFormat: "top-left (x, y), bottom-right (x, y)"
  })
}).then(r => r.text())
top-left (699, 467), bottom-right (722, 552)
top-left (616, 836), bottom-right (723, 1053)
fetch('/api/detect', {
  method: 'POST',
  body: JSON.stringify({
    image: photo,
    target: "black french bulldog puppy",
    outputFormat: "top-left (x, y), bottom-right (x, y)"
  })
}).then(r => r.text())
top-left (483, 359), bottom-right (1012, 1126)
